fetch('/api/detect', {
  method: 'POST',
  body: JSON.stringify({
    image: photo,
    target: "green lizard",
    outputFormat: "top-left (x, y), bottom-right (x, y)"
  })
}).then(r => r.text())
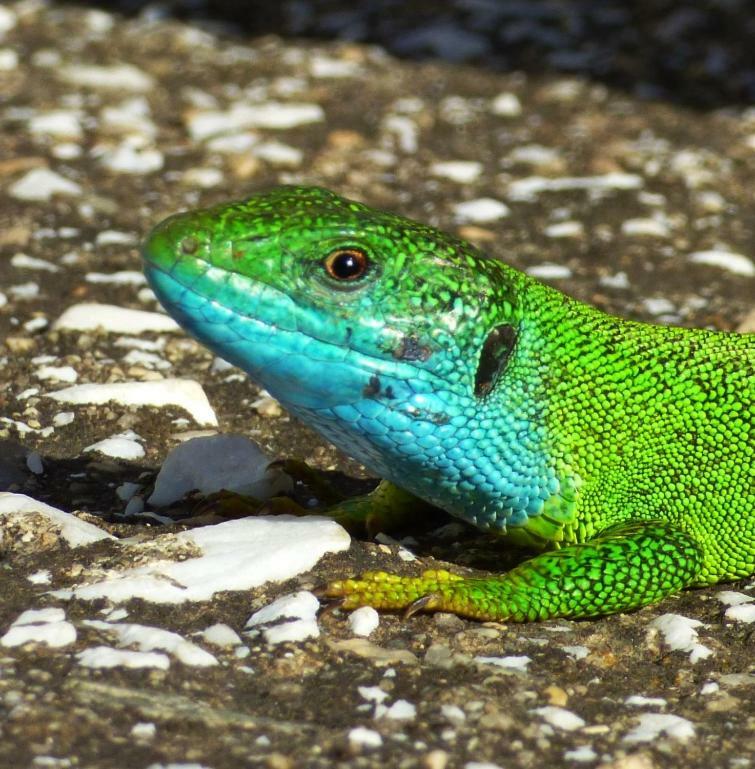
top-left (142, 186), bottom-right (754, 622)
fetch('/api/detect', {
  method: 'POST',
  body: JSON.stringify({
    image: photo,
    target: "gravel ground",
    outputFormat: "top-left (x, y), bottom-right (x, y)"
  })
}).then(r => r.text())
top-left (0, 3), bottom-right (753, 769)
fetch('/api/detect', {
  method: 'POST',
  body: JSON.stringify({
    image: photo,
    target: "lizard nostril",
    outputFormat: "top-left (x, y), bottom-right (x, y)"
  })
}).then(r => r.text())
top-left (180, 236), bottom-right (199, 255)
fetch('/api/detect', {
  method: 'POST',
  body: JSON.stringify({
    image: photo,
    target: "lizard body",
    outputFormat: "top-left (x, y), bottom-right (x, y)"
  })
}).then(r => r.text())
top-left (143, 186), bottom-right (754, 621)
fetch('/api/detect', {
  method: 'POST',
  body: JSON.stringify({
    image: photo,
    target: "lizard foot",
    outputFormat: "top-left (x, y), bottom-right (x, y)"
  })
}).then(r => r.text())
top-left (321, 569), bottom-right (506, 621)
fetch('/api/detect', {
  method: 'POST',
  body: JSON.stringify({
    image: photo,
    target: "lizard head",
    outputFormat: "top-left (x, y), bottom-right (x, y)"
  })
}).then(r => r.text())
top-left (143, 187), bottom-right (537, 497)
top-left (143, 186), bottom-right (524, 414)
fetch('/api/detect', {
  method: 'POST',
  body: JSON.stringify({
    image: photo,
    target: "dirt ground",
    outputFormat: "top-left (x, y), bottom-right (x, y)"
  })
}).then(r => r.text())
top-left (0, 2), bottom-right (753, 768)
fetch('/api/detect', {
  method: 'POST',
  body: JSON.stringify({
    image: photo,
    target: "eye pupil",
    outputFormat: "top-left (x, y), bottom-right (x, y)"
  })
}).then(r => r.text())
top-left (324, 248), bottom-right (368, 281)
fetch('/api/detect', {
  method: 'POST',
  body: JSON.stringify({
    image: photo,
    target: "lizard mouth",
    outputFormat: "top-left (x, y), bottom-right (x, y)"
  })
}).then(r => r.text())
top-left (142, 256), bottom-right (445, 413)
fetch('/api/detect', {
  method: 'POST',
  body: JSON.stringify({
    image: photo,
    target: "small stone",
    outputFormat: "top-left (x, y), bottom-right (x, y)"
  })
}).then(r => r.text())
top-left (422, 749), bottom-right (450, 769)
top-left (544, 685), bottom-right (569, 707)
top-left (265, 753), bottom-right (294, 769)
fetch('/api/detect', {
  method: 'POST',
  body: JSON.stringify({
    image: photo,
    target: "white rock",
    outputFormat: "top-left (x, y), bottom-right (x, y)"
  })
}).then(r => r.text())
top-left (0, 7), bottom-right (17, 36)
top-left (382, 699), bottom-right (416, 721)
top-left (725, 604), bottom-right (755, 623)
top-left (148, 434), bottom-right (291, 506)
top-left (130, 722), bottom-right (157, 739)
top-left (649, 614), bottom-right (713, 663)
top-left (625, 695), bottom-right (667, 708)
top-left (9, 168), bottom-right (82, 201)
top-left (187, 102), bottom-right (324, 141)
top-left (11, 253), bottom-right (60, 272)
top-left (56, 518), bottom-right (350, 604)
top-left (36, 366), bottom-right (78, 383)
top-left (453, 198), bottom-right (510, 223)
top-left (246, 591), bottom-right (319, 627)
top-left (76, 646), bottom-right (170, 670)
top-left (688, 249), bottom-right (754, 277)
top-left (1, 620), bottom-right (77, 648)
top-left (532, 706), bottom-right (586, 731)
top-left (99, 141), bottom-right (164, 174)
top-left (201, 623), bottom-right (242, 648)
top-left (561, 645), bottom-right (589, 660)
top-left (252, 141), bottom-right (303, 167)
top-left (716, 590), bottom-right (754, 606)
top-left (507, 145), bottom-right (561, 166)
top-left (0, 493), bottom-right (114, 546)
top-left (544, 221), bottom-right (584, 239)
top-left (563, 746), bottom-right (598, 763)
top-left (59, 64), bottom-right (154, 92)
top-left (85, 272), bottom-right (147, 286)
top-left (347, 727), bottom-right (382, 748)
top-left (181, 167), bottom-right (224, 188)
top-left (348, 606), bottom-right (380, 637)
top-left (0, 49), bottom-right (14, 70)
top-left (47, 380), bottom-right (217, 427)
top-left (206, 132), bottom-right (258, 154)
top-left (29, 111), bottom-right (83, 139)
top-left (96, 229), bottom-right (138, 246)
top-left (508, 173), bottom-right (642, 202)
top-left (54, 303), bottom-right (179, 333)
top-left (430, 160), bottom-right (482, 184)
top-left (527, 263), bottom-right (572, 279)
top-left (14, 607), bottom-right (67, 625)
top-left (621, 217), bottom-right (671, 238)
top-left (599, 272), bottom-right (630, 290)
top-left (27, 570), bottom-right (52, 585)
top-left (623, 713), bottom-right (695, 743)
top-left (83, 620), bottom-right (218, 666)
top-left (383, 115), bottom-right (418, 154)
top-left (491, 92), bottom-right (522, 117)
top-left (52, 412), bottom-right (75, 427)
top-left (475, 655), bottom-right (531, 672)
top-left (309, 55), bottom-right (362, 78)
top-left (245, 591), bottom-right (322, 645)
top-left (84, 436), bottom-right (145, 461)
top-left (642, 297), bottom-right (676, 316)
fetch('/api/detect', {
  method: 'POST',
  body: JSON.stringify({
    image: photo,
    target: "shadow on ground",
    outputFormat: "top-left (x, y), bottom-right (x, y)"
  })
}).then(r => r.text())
top-left (57, 0), bottom-right (755, 109)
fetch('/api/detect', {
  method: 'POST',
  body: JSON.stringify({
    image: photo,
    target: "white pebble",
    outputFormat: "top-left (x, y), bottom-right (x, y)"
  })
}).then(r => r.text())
top-left (532, 706), bottom-right (586, 731)
top-left (29, 111), bottom-right (83, 139)
top-left (490, 92), bottom-right (522, 117)
top-left (84, 436), bottom-right (145, 461)
top-left (527, 263), bottom-right (572, 279)
top-left (688, 249), bottom-right (754, 277)
top-left (9, 168), bottom-right (82, 201)
top-left (36, 366), bottom-right (78, 383)
top-left (430, 160), bottom-right (482, 184)
top-left (621, 218), bottom-right (670, 237)
top-left (544, 221), bottom-right (584, 239)
top-left (99, 141), bottom-right (163, 174)
top-left (348, 607), bottom-right (380, 637)
top-left (202, 623), bottom-right (242, 648)
top-left (0, 48), bottom-right (18, 71)
top-left (59, 63), bottom-right (154, 92)
top-left (347, 727), bottom-right (383, 748)
top-left (623, 713), bottom-right (695, 743)
top-left (453, 198), bottom-right (509, 223)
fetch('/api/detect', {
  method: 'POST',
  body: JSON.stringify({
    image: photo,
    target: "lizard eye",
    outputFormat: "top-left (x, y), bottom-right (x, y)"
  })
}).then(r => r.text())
top-left (323, 248), bottom-right (369, 281)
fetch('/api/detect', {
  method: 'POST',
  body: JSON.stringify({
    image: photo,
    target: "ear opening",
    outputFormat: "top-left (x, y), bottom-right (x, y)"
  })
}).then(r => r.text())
top-left (474, 324), bottom-right (517, 398)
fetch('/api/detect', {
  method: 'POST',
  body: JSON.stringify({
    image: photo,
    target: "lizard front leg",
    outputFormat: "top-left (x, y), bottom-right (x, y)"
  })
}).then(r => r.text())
top-left (322, 520), bottom-right (704, 621)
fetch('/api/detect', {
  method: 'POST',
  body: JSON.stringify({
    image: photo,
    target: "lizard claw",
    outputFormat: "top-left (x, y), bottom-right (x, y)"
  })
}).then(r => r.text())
top-left (403, 593), bottom-right (438, 619)
top-left (317, 595), bottom-right (347, 618)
